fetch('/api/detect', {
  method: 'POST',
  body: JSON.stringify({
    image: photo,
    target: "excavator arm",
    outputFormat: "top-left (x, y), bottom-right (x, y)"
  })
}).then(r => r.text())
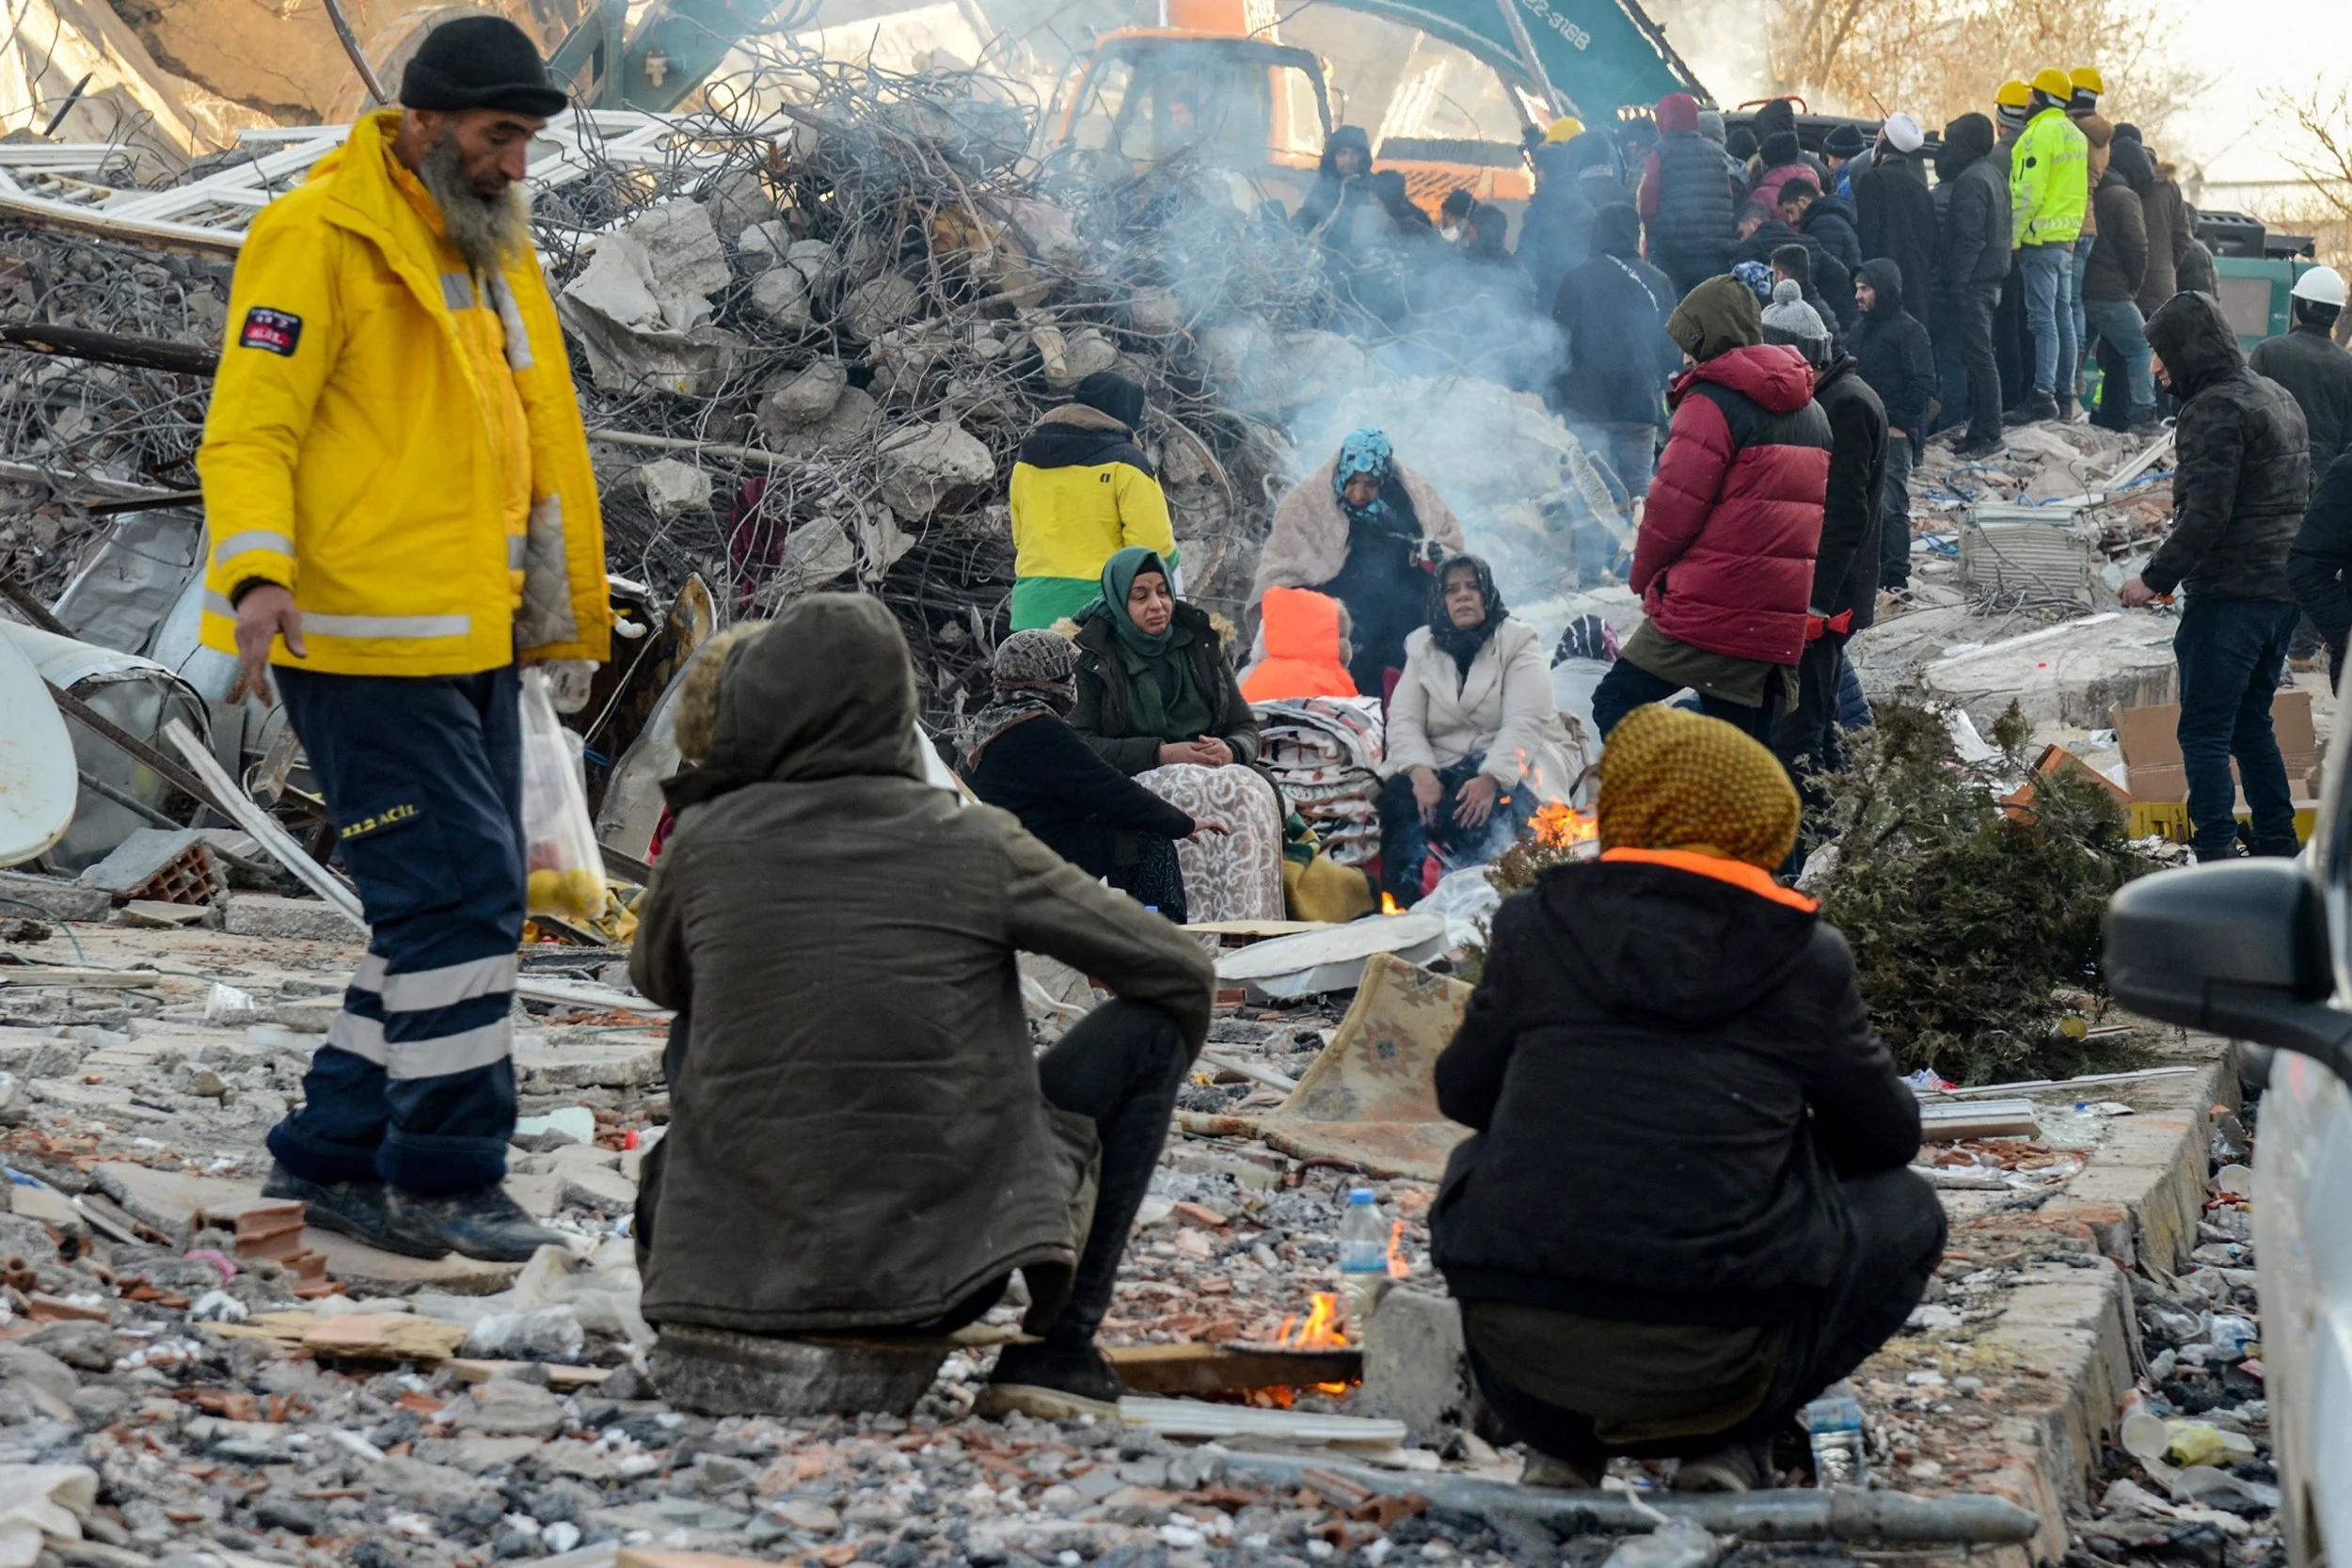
top-left (1340, 0), bottom-right (1705, 119)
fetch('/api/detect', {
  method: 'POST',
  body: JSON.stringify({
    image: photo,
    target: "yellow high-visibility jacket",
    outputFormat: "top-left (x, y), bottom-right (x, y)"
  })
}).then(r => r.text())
top-left (2010, 107), bottom-right (2089, 250)
top-left (199, 110), bottom-right (610, 676)
top-left (1007, 404), bottom-right (1176, 631)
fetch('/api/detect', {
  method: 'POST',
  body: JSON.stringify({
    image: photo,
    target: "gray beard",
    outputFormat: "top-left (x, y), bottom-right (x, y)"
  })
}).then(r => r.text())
top-left (420, 135), bottom-right (530, 275)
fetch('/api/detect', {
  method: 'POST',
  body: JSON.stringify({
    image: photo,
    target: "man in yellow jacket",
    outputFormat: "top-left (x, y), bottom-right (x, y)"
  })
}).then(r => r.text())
top-left (1008, 372), bottom-right (1178, 630)
top-left (197, 17), bottom-right (611, 1262)
top-left (2005, 68), bottom-right (2089, 425)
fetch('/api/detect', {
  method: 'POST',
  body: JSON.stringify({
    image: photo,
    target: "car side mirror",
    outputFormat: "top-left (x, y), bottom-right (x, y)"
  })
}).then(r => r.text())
top-left (2105, 859), bottom-right (2352, 1081)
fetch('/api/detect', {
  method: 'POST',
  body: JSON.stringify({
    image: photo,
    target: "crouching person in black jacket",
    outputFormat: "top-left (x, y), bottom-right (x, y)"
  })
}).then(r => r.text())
top-left (1430, 705), bottom-right (1944, 1491)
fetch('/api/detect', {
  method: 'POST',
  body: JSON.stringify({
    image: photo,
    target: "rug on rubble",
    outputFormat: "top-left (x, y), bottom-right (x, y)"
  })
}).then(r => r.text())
top-left (1184, 953), bottom-right (1472, 1180)
top-left (1138, 762), bottom-right (1284, 923)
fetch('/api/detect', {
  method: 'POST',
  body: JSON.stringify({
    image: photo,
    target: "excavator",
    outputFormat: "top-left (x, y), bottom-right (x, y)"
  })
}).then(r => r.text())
top-left (544, 0), bottom-right (1707, 217)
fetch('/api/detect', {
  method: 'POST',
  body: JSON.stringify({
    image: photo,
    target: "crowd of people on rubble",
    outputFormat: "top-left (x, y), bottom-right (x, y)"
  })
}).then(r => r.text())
top-left (1282, 71), bottom-right (2246, 486)
top-left (205, 10), bottom-right (2352, 1508)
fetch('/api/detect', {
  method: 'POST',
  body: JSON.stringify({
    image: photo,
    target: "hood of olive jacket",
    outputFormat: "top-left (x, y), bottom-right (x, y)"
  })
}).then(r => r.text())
top-left (665, 595), bottom-right (923, 810)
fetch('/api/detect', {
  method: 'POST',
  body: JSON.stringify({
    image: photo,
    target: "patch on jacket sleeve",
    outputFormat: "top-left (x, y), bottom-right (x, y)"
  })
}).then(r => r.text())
top-left (238, 308), bottom-right (303, 356)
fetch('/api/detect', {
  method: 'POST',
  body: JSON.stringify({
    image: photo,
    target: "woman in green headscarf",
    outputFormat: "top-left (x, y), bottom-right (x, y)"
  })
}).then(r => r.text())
top-left (1068, 548), bottom-right (1260, 776)
top-left (1068, 548), bottom-right (1282, 921)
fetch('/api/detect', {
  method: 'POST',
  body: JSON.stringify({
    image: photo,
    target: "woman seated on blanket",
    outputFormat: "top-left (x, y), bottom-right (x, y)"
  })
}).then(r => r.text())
top-left (961, 629), bottom-right (1227, 924)
top-left (1378, 556), bottom-right (1580, 908)
top-left (1070, 548), bottom-right (1284, 922)
top-left (1252, 430), bottom-right (1468, 697)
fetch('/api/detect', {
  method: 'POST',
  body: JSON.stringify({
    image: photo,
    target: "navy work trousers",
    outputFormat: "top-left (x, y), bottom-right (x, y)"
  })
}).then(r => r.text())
top-left (2173, 598), bottom-right (2302, 863)
top-left (266, 665), bottom-right (526, 1194)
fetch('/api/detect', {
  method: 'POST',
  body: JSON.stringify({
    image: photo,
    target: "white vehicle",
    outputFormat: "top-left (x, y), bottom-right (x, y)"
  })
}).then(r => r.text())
top-left (2106, 792), bottom-right (2352, 1564)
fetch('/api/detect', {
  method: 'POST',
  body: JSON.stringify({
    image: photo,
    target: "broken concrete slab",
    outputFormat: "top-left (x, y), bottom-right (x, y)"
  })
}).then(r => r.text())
top-left (220, 893), bottom-right (359, 942)
top-left (755, 358), bottom-right (848, 437)
top-left (650, 1323), bottom-right (947, 1418)
top-left (748, 263), bottom-right (813, 330)
top-left (451, 1377), bottom-right (566, 1438)
top-left (773, 386), bottom-right (880, 460)
top-left (624, 459), bottom-right (710, 519)
top-left (76, 828), bottom-right (219, 901)
top-left (516, 1033), bottom-right (663, 1092)
top-left (1359, 1287), bottom-right (1487, 1445)
top-left (560, 1164), bottom-right (637, 1214)
top-left (1917, 612), bottom-right (2179, 733)
top-left (875, 420), bottom-right (993, 520)
top-left (0, 871), bottom-right (109, 922)
top-left (834, 275), bottom-right (922, 342)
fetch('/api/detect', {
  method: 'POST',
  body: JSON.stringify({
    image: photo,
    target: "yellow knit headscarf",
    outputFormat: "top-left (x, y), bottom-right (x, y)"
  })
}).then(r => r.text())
top-left (1596, 705), bottom-right (1804, 871)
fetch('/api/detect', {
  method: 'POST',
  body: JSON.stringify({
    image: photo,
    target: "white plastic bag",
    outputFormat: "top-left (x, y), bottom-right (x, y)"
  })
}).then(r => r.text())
top-left (519, 667), bottom-right (604, 921)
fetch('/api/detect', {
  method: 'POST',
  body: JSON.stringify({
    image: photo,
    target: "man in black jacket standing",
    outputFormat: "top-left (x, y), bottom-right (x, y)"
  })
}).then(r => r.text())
top-left (1639, 92), bottom-right (1736, 297)
top-left (1853, 114), bottom-right (1938, 356)
top-left (2250, 266), bottom-right (2352, 480)
top-left (2080, 160), bottom-right (2155, 432)
top-left (1762, 283), bottom-right (1883, 858)
top-left (1935, 114), bottom-right (2011, 458)
top-left (1552, 204), bottom-right (1680, 489)
top-left (1851, 261), bottom-right (1936, 590)
top-left (2121, 293), bottom-right (2312, 862)
top-left (2291, 449), bottom-right (2352, 689)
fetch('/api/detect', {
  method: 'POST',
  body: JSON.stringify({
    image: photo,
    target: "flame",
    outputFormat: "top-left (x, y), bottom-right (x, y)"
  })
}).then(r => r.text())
top-left (1256, 1292), bottom-right (1356, 1403)
top-left (1387, 1219), bottom-right (1408, 1278)
top-left (1530, 800), bottom-right (1598, 848)
top-left (1379, 892), bottom-right (1402, 915)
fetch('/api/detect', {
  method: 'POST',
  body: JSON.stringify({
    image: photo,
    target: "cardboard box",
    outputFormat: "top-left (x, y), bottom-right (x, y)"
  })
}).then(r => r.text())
top-left (2112, 692), bottom-right (2317, 808)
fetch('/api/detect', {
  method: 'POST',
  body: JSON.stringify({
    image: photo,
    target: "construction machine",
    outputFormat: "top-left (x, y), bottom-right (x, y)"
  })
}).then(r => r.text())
top-left (547, 0), bottom-right (1706, 218)
top-left (1046, 0), bottom-right (1705, 217)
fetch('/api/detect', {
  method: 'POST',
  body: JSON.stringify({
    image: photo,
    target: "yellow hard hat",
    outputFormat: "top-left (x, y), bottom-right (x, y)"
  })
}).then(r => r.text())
top-left (2031, 68), bottom-right (2074, 101)
top-left (1545, 115), bottom-right (1585, 144)
top-left (1994, 78), bottom-right (2034, 109)
top-left (2069, 66), bottom-right (2105, 96)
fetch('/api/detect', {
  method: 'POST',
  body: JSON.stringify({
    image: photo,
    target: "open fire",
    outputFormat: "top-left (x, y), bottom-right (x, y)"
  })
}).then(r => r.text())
top-left (1530, 800), bottom-right (1598, 850)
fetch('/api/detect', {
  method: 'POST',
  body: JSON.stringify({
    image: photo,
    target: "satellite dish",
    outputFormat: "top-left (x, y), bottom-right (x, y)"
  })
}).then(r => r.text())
top-left (0, 632), bottom-right (77, 867)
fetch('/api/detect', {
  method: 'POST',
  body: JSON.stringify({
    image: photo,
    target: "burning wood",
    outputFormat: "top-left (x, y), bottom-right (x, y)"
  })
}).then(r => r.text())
top-left (1530, 800), bottom-right (1598, 850)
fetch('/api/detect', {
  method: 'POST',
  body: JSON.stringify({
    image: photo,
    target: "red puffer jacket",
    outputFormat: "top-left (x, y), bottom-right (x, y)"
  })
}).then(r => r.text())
top-left (1630, 345), bottom-right (1834, 665)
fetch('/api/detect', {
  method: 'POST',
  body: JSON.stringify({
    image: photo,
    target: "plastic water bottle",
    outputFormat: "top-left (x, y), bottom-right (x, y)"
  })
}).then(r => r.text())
top-left (1338, 1188), bottom-right (1388, 1335)
top-left (1803, 1385), bottom-right (1869, 1487)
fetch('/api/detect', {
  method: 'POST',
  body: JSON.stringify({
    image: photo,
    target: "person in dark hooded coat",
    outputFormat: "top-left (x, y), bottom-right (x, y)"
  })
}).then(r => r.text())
top-left (1852, 138), bottom-right (1938, 352)
top-left (1932, 114), bottom-right (2011, 456)
top-left (1518, 131), bottom-right (1622, 323)
top-left (1432, 701), bottom-right (1940, 1490)
top-left (1551, 203), bottom-right (1680, 488)
top-left (1639, 91), bottom-right (1737, 297)
top-left (1295, 125), bottom-right (1373, 240)
top-left (1851, 260), bottom-right (1935, 591)
top-left (2119, 292), bottom-right (2312, 863)
top-left (1789, 182), bottom-right (1863, 278)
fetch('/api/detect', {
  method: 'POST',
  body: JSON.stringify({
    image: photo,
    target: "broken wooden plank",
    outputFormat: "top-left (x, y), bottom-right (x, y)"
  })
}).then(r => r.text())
top-left (1104, 1341), bottom-right (1360, 1397)
top-left (0, 966), bottom-right (164, 988)
top-left (1116, 1396), bottom-right (1406, 1446)
top-left (1918, 1098), bottom-right (2042, 1142)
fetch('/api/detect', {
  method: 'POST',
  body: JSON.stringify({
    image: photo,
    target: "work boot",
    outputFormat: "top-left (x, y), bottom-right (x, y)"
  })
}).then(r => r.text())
top-left (1953, 433), bottom-right (2006, 461)
top-left (1519, 1451), bottom-right (1604, 1490)
top-left (385, 1185), bottom-right (567, 1263)
top-left (2003, 391), bottom-right (2059, 426)
top-left (259, 1163), bottom-right (443, 1259)
top-left (977, 1336), bottom-right (1130, 1422)
top-left (2055, 392), bottom-right (2078, 423)
top-left (1673, 1439), bottom-right (1775, 1492)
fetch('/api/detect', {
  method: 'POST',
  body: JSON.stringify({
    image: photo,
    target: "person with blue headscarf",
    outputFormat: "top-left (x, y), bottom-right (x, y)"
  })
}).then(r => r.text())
top-left (1254, 430), bottom-right (1468, 696)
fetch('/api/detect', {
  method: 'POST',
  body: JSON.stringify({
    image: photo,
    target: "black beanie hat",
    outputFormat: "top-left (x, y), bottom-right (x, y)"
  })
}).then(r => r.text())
top-left (1071, 372), bottom-right (1145, 430)
top-left (1823, 123), bottom-right (1867, 159)
top-left (1760, 130), bottom-right (1803, 169)
top-left (400, 16), bottom-right (568, 119)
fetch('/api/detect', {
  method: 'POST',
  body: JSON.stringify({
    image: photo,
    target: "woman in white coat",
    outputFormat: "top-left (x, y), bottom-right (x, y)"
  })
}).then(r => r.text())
top-left (1378, 556), bottom-right (1581, 906)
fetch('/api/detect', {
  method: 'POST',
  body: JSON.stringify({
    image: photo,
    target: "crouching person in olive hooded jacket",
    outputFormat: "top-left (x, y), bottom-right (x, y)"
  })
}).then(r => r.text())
top-left (628, 594), bottom-right (1216, 1418)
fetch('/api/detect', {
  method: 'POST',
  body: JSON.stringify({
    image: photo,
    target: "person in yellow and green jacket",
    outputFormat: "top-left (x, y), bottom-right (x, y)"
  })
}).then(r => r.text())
top-left (2004, 68), bottom-right (2089, 426)
top-left (197, 17), bottom-right (611, 1265)
top-left (1008, 372), bottom-right (1178, 630)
